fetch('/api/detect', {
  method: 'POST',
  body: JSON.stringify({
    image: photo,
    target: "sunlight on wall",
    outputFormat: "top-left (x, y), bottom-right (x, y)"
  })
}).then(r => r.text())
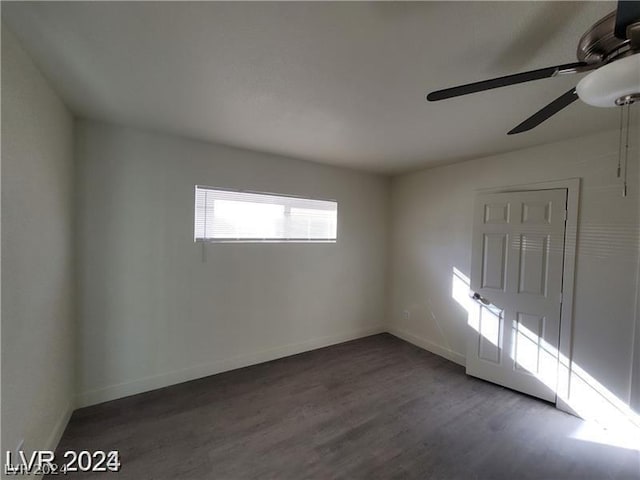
top-left (451, 266), bottom-right (640, 451)
top-left (452, 267), bottom-right (475, 314)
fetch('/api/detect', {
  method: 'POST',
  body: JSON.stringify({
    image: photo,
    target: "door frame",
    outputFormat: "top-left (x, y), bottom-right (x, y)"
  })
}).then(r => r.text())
top-left (476, 178), bottom-right (580, 415)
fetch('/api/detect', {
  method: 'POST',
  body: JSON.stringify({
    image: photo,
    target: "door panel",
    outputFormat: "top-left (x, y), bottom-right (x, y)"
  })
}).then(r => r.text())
top-left (522, 201), bottom-right (551, 224)
top-left (518, 234), bottom-right (549, 295)
top-left (478, 304), bottom-right (502, 364)
top-left (481, 233), bottom-right (508, 290)
top-left (484, 203), bottom-right (510, 224)
top-left (467, 189), bottom-right (567, 402)
top-left (513, 312), bottom-right (545, 374)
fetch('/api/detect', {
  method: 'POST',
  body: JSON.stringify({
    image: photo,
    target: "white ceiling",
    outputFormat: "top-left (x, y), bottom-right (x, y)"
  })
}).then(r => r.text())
top-left (3, 1), bottom-right (620, 173)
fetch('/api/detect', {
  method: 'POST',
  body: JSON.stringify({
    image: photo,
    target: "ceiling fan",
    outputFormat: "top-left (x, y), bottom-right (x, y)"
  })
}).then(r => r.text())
top-left (426, 1), bottom-right (640, 135)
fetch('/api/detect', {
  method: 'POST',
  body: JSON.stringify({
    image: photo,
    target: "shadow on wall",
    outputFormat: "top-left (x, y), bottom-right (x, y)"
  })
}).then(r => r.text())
top-left (452, 267), bottom-right (640, 452)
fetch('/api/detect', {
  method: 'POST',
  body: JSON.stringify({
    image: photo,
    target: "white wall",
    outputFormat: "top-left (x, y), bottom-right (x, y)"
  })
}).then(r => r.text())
top-left (1, 25), bottom-right (75, 456)
top-left (75, 120), bottom-right (389, 406)
top-left (389, 127), bottom-right (640, 415)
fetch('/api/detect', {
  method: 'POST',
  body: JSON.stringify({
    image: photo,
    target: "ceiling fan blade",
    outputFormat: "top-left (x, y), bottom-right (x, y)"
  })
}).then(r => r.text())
top-left (426, 62), bottom-right (587, 101)
top-left (614, 0), bottom-right (640, 39)
top-left (507, 88), bottom-right (579, 135)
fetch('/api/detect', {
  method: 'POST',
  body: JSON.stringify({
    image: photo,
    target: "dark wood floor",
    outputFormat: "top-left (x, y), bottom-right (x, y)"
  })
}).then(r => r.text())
top-left (53, 334), bottom-right (640, 479)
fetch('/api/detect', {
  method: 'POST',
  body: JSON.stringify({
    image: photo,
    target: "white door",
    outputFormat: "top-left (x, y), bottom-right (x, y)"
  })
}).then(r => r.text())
top-left (467, 189), bottom-right (567, 402)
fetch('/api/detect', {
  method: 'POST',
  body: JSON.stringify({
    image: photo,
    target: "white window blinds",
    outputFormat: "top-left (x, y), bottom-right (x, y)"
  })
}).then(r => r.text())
top-left (194, 186), bottom-right (338, 242)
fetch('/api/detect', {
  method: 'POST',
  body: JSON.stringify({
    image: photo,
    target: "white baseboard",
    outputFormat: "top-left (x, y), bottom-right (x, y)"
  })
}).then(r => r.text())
top-left (388, 326), bottom-right (466, 367)
top-left (44, 402), bottom-right (73, 452)
top-left (77, 325), bottom-right (386, 408)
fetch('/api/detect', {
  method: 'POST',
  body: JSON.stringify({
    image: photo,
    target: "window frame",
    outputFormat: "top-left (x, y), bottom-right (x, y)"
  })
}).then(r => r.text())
top-left (193, 185), bottom-right (338, 244)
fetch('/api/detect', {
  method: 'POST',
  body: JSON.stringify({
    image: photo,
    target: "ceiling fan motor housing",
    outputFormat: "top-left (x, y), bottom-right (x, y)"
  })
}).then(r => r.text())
top-left (577, 12), bottom-right (630, 64)
top-left (576, 9), bottom-right (640, 108)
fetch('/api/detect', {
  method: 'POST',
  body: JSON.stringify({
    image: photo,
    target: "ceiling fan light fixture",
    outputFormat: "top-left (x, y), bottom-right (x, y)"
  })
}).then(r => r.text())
top-left (576, 53), bottom-right (640, 107)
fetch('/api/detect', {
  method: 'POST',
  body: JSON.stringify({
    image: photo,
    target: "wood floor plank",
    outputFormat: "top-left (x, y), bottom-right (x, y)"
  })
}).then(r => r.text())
top-left (50, 334), bottom-right (640, 479)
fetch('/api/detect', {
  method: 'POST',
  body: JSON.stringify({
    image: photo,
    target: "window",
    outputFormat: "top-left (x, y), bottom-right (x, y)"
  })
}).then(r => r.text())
top-left (194, 186), bottom-right (338, 243)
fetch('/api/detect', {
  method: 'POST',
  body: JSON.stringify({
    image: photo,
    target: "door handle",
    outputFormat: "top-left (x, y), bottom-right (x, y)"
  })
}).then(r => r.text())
top-left (471, 292), bottom-right (491, 305)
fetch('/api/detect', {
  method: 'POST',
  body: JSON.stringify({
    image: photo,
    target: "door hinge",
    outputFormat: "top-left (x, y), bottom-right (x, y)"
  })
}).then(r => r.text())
top-left (563, 209), bottom-right (568, 221)
top-left (559, 292), bottom-right (563, 304)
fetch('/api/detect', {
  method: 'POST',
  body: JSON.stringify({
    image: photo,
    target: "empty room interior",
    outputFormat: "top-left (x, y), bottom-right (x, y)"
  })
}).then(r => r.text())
top-left (3, 1), bottom-right (640, 479)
